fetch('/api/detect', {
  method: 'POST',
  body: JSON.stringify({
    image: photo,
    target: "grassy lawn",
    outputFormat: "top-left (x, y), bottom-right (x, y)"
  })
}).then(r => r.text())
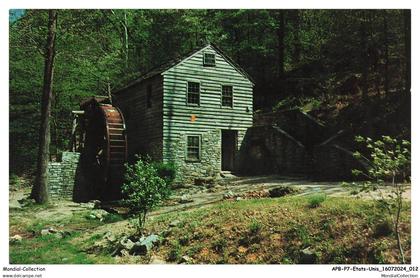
top-left (147, 196), bottom-right (411, 264)
top-left (9, 195), bottom-right (411, 264)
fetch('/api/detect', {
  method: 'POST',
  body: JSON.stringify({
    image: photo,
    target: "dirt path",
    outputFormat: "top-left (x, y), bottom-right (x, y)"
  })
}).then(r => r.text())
top-left (150, 175), bottom-right (411, 216)
top-left (9, 175), bottom-right (411, 221)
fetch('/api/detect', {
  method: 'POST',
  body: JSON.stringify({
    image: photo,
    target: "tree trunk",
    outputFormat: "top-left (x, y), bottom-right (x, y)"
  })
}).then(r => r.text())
top-left (291, 10), bottom-right (301, 66)
top-left (123, 11), bottom-right (129, 69)
top-left (277, 10), bottom-right (285, 79)
top-left (404, 10), bottom-right (411, 95)
top-left (360, 17), bottom-right (369, 103)
top-left (31, 10), bottom-right (57, 204)
top-left (383, 11), bottom-right (389, 95)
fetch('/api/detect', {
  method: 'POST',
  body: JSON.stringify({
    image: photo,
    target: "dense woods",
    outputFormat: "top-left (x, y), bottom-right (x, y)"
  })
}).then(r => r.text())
top-left (9, 9), bottom-right (410, 175)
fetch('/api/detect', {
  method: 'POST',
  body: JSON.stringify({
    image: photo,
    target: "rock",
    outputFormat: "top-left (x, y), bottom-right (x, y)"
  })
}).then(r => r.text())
top-left (129, 234), bottom-right (160, 255)
top-left (236, 197), bottom-right (243, 201)
top-left (269, 186), bottom-right (299, 198)
top-left (80, 200), bottom-right (101, 209)
top-left (104, 232), bottom-right (116, 242)
top-left (119, 237), bottom-right (135, 251)
top-left (48, 227), bottom-right (58, 233)
top-left (180, 255), bottom-right (193, 264)
top-left (179, 194), bottom-right (193, 204)
top-left (40, 229), bottom-right (51, 236)
top-left (87, 209), bottom-right (109, 221)
top-left (194, 177), bottom-right (215, 188)
top-left (169, 220), bottom-right (181, 227)
top-left (10, 235), bottom-right (22, 243)
top-left (55, 231), bottom-right (71, 239)
top-left (61, 258), bottom-right (68, 262)
top-left (300, 247), bottom-right (317, 264)
top-left (223, 190), bottom-right (235, 199)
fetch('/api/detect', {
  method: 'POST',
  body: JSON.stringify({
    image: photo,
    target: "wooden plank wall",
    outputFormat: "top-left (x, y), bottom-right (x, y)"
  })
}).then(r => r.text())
top-left (162, 45), bottom-right (254, 164)
top-left (113, 75), bottom-right (163, 160)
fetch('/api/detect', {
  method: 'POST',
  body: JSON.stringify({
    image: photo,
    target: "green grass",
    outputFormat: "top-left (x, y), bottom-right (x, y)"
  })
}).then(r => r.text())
top-left (9, 195), bottom-right (411, 264)
top-left (147, 196), bottom-right (411, 264)
top-left (9, 209), bottom-right (122, 264)
top-left (10, 233), bottom-right (94, 264)
top-left (307, 193), bottom-right (327, 208)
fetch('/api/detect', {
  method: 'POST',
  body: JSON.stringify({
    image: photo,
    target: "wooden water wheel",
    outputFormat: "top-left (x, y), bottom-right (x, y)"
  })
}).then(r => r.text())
top-left (81, 97), bottom-right (128, 200)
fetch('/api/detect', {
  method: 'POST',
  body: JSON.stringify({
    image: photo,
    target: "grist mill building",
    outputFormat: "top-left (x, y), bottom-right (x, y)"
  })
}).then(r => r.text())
top-left (113, 43), bottom-right (254, 184)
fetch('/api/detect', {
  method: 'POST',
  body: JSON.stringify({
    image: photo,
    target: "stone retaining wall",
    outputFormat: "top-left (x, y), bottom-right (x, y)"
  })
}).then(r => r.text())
top-left (47, 152), bottom-right (81, 200)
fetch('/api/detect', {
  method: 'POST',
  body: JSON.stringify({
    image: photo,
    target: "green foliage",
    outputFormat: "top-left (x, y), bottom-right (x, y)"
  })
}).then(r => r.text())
top-left (151, 161), bottom-right (177, 186)
top-left (248, 218), bottom-right (262, 234)
top-left (353, 135), bottom-right (411, 182)
top-left (350, 135), bottom-right (410, 263)
top-left (307, 193), bottom-right (327, 208)
top-left (122, 156), bottom-right (171, 233)
top-left (167, 240), bottom-right (182, 262)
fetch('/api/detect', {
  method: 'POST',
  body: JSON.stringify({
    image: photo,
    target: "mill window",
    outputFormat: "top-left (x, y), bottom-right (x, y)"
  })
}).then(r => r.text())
top-left (222, 85), bottom-right (233, 107)
top-left (203, 53), bottom-right (216, 67)
top-left (186, 135), bottom-right (201, 161)
top-left (187, 82), bottom-right (200, 105)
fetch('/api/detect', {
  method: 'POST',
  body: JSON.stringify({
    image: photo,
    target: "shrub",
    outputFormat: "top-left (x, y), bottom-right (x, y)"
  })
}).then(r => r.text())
top-left (307, 193), bottom-right (326, 208)
top-left (122, 156), bottom-right (171, 234)
top-left (248, 219), bottom-right (262, 235)
top-left (151, 161), bottom-right (177, 186)
top-left (350, 135), bottom-right (410, 263)
top-left (167, 241), bottom-right (182, 262)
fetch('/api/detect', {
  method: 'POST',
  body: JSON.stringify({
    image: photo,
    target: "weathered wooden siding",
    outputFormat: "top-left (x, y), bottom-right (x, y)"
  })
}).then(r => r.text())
top-left (162, 45), bottom-right (254, 176)
top-left (113, 75), bottom-right (163, 160)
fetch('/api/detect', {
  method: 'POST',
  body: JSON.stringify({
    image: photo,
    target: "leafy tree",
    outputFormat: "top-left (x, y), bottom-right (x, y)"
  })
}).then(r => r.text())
top-left (348, 135), bottom-right (410, 263)
top-left (122, 156), bottom-right (172, 234)
top-left (31, 10), bottom-right (58, 204)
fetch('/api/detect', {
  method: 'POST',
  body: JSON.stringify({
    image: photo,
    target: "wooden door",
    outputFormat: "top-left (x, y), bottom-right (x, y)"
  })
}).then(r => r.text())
top-left (221, 130), bottom-right (237, 171)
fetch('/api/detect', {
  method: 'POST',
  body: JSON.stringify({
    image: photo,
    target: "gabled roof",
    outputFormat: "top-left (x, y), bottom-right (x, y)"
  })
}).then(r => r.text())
top-left (113, 43), bottom-right (254, 95)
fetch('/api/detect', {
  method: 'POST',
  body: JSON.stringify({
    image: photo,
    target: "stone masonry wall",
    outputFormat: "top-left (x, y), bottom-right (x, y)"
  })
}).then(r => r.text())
top-left (168, 129), bottom-right (221, 186)
top-left (47, 152), bottom-right (80, 200)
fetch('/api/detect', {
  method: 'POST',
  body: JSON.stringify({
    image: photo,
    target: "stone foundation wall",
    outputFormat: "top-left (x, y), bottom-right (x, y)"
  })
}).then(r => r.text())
top-left (47, 152), bottom-right (81, 200)
top-left (238, 126), bottom-right (310, 175)
top-left (169, 129), bottom-right (222, 185)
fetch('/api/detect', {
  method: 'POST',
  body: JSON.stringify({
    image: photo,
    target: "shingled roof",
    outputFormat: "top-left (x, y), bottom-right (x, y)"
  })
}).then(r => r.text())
top-left (113, 43), bottom-right (254, 95)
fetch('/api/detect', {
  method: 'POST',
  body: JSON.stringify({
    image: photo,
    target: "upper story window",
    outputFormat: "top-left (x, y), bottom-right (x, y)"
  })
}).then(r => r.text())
top-left (203, 53), bottom-right (216, 67)
top-left (146, 85), bottom-right (152, 108)
top-left (186, 135), bottom-right (201, 161)
top-left (187, 82), bottom-right (200, 105)
top-left (222, 85), bottom-right (233, 107)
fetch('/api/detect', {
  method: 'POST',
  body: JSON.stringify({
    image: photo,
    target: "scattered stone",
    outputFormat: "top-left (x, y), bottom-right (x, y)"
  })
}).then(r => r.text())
top-left (169, 220), bottom-right (181, 227)
top-left (179, 194), bottom-right (193, 204)
top-left (300, 247), bottom-right (317, 264)
top-left (119, 237), bottom-right (135, 251)
top-left (223, 190), bottom-right (235, 199)
top-left (235, 197), bottom-right (243, 201)
top-left (10, 235), bottom-right (22, 243)
top-left (194, 177), bottom-right (215, 188)
top-left (243, 190), bottom-right (269, 199)
top-left (80, 200), bottom-right (101, 209)
top-left (87, 209), bottom-right (109, 221)
top-left (40, 229), bottom-right (51, 236)
top-left (130, 234), bottom-right (159, 256)
top-left (54, 231), bottom-right (71, 239)
top-left (104, 231), bottom-right (116, 242)
top-left (18, 198), bottom-right (35, 208)
top-left (180, 255), bottom-right (193, 264)
top-left (269, 186), bottom-right (300, 198)
top-left (48, 227), bottom-right (58, 233)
